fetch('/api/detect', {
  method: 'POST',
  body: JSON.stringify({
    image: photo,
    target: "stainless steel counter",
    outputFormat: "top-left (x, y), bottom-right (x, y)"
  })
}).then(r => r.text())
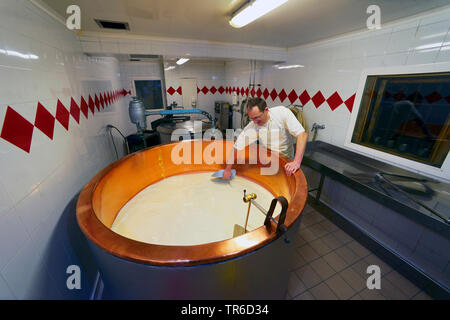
top-left (302, 141), bottom-right (449, 238)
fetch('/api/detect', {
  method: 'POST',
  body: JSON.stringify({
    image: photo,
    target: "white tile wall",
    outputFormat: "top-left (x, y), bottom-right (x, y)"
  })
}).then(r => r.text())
top-left (238, 7), bottom-right (450, 151)
top-left (164, 61), bottom-right (227, 115)
top-left (0, 1), bottom-right (134, 299)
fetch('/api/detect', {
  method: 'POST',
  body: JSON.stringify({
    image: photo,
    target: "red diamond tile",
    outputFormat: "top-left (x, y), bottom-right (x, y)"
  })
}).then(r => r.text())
top-left (245, 87), bottom-right (249, 96)
top-left (56, 99), bottom-right (70, 131)
top-left (270, 89), bottom-right (278, 101)
top-left (278, 89), bottom-right (287, 102)
top-left (167, 86), bottom-right (175, 95)
top-left (327, 91), bottom-right (344, 111)
top-left (312, 91), bottom-right (325, 108)
top-left (240, 87), bottom-right (244, 96)
top-left (345, 93), bottom-right (356, 113)
top-left (70, 98), bottom-right (80, 123)
top-left (225, 87), bottom-right (229, 94)
top-left (201, 86), bottom-right (209, 94)
top-left (250, 88), bottom-right (255, 97)
top-left (384, 91), bottom-right (391, 99)
top-left (99, 93), bottom-right (105, 109)
top-left (176, 86), bottom-right (182, 95)
top-left (94, 94), bottom-right (100, 111)
top-left (210, 86), bottom-right (217, 94)
top-left (1, 106), bottom-right (34, 153)
top-left (34, 102), bottom-right (55, 139)
top-left (288, 89), bottom-right (298, 104)
top-left (256, 88), bottom-right (262, 98)
top-left (263, 88), bottom-right (270, 100)
top-left (425, 91), bottom-right (442, 104)
top-left (218, 86), bottom-right (224, 94)
top-left (80, 96), bottom-right (89, 119)
top-left (445, 95), bottom-right (450, 104)
top-left (88, 95), bottom-right (95, 114)
top-left (299, 90), bottom-right (311, 105)
top-left (104, 92), bottom-right (109, 106)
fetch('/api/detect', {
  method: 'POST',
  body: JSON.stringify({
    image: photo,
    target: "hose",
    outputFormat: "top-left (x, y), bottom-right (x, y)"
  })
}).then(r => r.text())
top-left (240, 60), bottom-right (256, 129)
top-left (375, 172), bottom-right (449, 224)
top-left (106, 125), bottom-right (130, 160)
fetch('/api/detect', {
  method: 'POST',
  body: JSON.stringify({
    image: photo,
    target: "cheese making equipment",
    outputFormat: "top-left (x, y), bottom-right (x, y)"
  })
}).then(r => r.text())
top-left (76, 140), bottom-right (308, 299)
top-left (129, 97), bottom-right (215, 146)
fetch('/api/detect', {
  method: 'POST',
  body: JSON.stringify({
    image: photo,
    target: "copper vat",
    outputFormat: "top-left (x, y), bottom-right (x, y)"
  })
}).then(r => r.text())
top-left (76, 140), bottom-right (307, 299)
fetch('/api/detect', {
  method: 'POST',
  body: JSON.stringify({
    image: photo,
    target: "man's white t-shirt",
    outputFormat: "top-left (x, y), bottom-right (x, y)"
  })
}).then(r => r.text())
top-left (234, 106), bottom-right (305, 159)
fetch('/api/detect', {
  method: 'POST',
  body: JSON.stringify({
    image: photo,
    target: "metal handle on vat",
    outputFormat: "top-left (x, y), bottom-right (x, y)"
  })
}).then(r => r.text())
top-left (243, 190), bottom-right (289, 236)
top-left (264, 196), bottom-right (289, 236)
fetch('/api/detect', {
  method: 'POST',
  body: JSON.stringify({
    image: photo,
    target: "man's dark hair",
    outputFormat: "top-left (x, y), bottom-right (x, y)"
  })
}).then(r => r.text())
top-left (247, 97), bottom-right (267, 113)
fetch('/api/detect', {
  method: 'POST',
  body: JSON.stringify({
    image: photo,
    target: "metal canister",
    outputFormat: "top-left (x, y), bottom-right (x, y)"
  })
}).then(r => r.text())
top-left (129, 96), bottom-right (147, 133)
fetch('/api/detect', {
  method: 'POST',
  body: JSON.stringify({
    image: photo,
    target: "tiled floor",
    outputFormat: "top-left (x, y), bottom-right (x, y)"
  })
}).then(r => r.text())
top-left (286, 205), bottom-right (433, 300)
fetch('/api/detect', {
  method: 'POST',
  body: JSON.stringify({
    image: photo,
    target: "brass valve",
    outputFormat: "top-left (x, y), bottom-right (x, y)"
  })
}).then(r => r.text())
top-left (243, 189), bottom-right (257, 203)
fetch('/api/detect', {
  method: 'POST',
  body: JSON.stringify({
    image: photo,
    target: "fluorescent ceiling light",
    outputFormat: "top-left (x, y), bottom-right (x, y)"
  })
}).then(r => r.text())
top-left (276, 64), bottom-right (303, 69)
top-left (176, 58), bottom-right (190, 65)
top-left (414, 42), bottom-right (443, 50)
top-left (229, 0), bottom-right (288, 28)
top-left (165, 66), bottom-right (176, 71)
top-left (0, 49), bottom-right (39, 60)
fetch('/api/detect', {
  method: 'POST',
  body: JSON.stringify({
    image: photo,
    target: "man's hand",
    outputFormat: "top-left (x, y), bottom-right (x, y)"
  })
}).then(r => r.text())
top-left (222, 168), bottom-right (233, 180)
top-left (284, 160), bottom-right (301, 176)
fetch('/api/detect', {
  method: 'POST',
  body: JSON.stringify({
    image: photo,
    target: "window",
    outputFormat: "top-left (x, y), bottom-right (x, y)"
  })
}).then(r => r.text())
top-left (133, 79), bottom-right (164, 110)
top-left (351, 72), bottom-right (449, 168)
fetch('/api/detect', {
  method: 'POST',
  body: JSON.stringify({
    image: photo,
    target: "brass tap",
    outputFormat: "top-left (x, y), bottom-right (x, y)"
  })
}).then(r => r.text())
top-left (243, 189), bottom-right (257, 203)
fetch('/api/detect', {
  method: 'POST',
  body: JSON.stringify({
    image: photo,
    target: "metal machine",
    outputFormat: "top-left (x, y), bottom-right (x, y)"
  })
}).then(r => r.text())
top-left (128, 97), bottom-right (215, 150)
top-left (214, 101), bottom-right (232, 132)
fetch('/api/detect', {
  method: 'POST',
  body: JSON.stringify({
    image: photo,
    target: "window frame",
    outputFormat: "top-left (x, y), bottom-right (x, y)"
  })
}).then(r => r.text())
top-left (344, 62), bottom-right (450, 182)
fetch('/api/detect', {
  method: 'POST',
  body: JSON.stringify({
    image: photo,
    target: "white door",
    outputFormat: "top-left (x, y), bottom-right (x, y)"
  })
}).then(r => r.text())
top-left (181, 78), bottom-right (197, 108)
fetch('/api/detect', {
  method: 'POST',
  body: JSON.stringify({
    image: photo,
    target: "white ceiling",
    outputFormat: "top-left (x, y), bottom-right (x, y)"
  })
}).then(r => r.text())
top-left (43, 0), bottom-right (450, 48)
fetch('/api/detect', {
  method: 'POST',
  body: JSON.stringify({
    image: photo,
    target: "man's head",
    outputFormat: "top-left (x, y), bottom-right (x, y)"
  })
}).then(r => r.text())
top-left (247, 97), bottom-right (269, 126)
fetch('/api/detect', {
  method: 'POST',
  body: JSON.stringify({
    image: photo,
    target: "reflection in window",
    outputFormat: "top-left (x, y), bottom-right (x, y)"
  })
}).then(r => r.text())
top-left (134, 80), bottom-right (163, 110)
top-left (352, 73), bottom-right (449, 167)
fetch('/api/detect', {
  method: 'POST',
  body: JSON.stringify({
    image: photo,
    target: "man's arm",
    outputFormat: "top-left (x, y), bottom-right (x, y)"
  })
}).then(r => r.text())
top-left (285, 131), bottom-right (308, 176)
top-left (223, 125), bottom-right (257, 179)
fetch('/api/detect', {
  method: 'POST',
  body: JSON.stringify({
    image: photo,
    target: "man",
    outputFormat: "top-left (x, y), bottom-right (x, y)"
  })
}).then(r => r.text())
top-left (223, 97), bottom-right (308, 179)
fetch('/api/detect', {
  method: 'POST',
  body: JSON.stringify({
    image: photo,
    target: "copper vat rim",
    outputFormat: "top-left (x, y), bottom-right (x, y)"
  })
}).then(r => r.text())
top-left (76, 140), bottom-right (307, 266)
